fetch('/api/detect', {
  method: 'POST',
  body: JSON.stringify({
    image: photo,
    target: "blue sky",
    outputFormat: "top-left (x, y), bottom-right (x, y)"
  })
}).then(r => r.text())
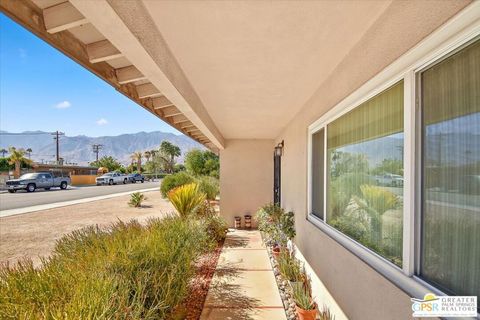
top-left (0, 14), bottom-right (180, 137)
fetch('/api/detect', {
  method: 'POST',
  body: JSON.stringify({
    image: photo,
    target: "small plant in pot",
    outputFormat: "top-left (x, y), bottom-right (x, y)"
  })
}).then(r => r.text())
top-left (277, 250), bottom-right (303, 287)
top-left (292, 283), bottom-right (318, 320)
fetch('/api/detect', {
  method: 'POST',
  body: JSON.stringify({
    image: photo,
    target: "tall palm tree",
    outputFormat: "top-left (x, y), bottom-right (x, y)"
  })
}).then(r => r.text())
top-left (131, 151), bottom-right (143, 173)
top-left (8, 147), bottom-right (32, 178)
top-left (26, 148), bottom-right (33, 159)
top-left (159, 141), bottom-right (181, 173)
top-left (144, 150), bottom-right (151, 163)
top-left (0, 148), bottom-right (7, 158)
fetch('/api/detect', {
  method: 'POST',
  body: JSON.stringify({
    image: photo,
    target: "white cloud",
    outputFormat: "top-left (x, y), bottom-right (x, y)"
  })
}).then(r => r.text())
top-left (54, 101), bottom-right (71, 109)
top-left (96, 118), bottom-right (108, 126)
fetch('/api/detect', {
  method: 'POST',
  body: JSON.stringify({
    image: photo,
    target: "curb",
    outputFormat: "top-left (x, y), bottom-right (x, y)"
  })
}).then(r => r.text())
top-left (0, 187), bottom-right (159, 218)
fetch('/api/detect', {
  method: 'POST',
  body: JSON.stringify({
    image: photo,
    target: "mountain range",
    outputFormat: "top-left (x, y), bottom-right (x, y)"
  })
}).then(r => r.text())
top-left (0, 131), bottom-right (204, 166)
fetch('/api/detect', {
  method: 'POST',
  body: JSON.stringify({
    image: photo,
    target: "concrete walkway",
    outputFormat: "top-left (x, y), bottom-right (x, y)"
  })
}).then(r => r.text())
top-left (201, 229), bottom-right (287, 320)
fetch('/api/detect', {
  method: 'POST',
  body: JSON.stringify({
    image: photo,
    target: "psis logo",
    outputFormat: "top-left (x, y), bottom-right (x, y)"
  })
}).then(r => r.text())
top-left (411, 293), bottom-right (477, 317)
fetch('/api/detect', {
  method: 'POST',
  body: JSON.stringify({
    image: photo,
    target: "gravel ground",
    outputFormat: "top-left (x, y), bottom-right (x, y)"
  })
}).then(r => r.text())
top-left (0, 191), bottom-right (174, 267)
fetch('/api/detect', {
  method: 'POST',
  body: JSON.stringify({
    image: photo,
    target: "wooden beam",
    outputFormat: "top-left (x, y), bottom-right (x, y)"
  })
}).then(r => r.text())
top-left (173, 115), bottom-right (189, 124)
top-left (185, 128), bottom-right (200, 133)
top-left (152, 96), bottom-right (173, 109)
top-left (137, 83), bottom-right (162, 99)
top-left (86, 40), bottom-right (122, 63)
top-left (116, 65), bottom-right (146, 84)
top-left (181, 123), bottom-right (195, 129)
top-left (163, 109), bottom-right (182, 118)
top-left (43, 2), bottom-right (88, 34)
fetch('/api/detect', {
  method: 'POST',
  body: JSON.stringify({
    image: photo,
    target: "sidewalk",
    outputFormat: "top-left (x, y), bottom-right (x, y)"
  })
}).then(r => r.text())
top-left (200, 229), bottom-right (287, 320)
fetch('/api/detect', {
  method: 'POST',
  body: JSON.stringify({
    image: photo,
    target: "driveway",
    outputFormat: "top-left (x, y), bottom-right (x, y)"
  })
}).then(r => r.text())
top-left (0, 181), bottom-right (160, 211)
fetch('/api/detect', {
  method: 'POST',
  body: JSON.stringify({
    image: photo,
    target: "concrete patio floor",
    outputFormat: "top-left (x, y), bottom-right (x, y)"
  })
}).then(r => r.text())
top-left (200, 229), bottom-right (287, 320)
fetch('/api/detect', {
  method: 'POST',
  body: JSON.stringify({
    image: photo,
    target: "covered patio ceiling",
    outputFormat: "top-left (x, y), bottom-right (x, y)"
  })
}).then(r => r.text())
top-left (3, 0), bottom-right (461, 150)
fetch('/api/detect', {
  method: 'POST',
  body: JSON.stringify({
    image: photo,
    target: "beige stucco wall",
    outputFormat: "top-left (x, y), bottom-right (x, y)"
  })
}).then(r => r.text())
top-left (273, 1), bottom-right (471, 319)
top-left (220, 139), bottom-right (274, 227)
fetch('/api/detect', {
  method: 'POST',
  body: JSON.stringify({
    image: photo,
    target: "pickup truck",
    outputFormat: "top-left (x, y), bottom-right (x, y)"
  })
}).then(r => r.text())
top-left (6, 172), bottom-right (71, 193)
top-left (96, 172), bottom-right (128, 185)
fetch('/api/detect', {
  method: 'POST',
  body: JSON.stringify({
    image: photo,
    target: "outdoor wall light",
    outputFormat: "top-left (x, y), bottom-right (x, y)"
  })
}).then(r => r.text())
top-left (274, 140), bottom-right (284, 157)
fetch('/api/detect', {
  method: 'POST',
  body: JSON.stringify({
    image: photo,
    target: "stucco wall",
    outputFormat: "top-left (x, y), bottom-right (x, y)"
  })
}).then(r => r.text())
top-left (274, 1), bottom-right (471, 319)
top-left (220, 139), bottom-right (274, 227)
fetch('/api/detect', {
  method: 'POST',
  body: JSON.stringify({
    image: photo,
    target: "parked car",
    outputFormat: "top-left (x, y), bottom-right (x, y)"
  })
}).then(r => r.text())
top-left (96, 172), bottom-right (128, 185)
top-left (375, 173), bottom-right (404, 187)
top-left (128, 173), bottom-right (145, 183)
top-left (6, 172), bottom-right (71, 193)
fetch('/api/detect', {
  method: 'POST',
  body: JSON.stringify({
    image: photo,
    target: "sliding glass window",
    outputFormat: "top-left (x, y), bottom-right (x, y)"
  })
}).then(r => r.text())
top-left (420, 39), bottom-right (480, 297)
top-left (326, 81), bottom-right (404, 267)
top-left (311, 128), bottom-right (325, 220)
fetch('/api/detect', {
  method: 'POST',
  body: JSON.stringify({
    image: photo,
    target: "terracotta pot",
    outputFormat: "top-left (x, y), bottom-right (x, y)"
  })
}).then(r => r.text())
top-left (272, 246), bottom-right (281, 258)
top-left (295, 304), bottom-right (318, 320)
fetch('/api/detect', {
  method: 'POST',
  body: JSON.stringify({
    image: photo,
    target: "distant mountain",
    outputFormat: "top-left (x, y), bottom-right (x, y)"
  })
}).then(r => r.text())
top-left (0, 131), bottom-right (204, 165)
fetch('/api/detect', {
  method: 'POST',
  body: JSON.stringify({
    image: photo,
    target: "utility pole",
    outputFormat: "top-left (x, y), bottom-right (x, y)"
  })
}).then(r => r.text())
top-left (92, 144), bottom-right (103, 162)
top-left (51, 131), bottom-right (65, 164)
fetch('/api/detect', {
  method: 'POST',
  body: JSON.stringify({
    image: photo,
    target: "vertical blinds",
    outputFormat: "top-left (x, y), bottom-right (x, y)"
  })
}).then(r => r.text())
top-left (327, 81), bottom-right (404, 149)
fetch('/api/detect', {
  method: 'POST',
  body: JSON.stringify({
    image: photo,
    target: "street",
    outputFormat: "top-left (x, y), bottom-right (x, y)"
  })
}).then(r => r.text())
top-left (0, 181), bottom-right (160, 211)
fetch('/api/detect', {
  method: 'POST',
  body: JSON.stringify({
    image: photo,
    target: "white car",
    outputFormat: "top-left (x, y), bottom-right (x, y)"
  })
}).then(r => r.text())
top-left (375, 174), bottom-right (404, 187)
top-left (96, 172), bottom-right (128, 185)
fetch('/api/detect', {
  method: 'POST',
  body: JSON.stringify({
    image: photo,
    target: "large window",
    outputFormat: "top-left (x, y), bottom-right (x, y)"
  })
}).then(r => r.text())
top-left (308, 30), bottom-right (479, 302)
top-left (327, 82), bottom-right (404, 267)
top-left (420, 39), bottom-right (480, 298)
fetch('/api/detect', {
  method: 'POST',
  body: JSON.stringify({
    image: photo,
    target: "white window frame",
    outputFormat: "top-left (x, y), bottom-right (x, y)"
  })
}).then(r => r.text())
top-left (307, 2), bottom-right (480, 301)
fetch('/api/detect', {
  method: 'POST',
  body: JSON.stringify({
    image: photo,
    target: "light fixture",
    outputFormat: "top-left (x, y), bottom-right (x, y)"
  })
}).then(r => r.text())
top-left (274, 140), bottom-right (284, 157)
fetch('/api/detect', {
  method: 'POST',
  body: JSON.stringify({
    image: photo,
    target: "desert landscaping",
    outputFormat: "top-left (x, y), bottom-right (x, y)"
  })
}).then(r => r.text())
top-left (0, 191), bottom-right (173, 267)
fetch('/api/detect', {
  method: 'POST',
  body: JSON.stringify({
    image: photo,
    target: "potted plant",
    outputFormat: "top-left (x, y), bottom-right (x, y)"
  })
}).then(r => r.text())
top-left (292, 283), bottom-right (318, 320)
top-left (277, 250), bottom-right (303, 287)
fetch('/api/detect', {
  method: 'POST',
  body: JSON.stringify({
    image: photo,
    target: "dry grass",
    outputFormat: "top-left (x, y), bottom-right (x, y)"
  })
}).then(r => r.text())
top-left (0, 191), bottom-right (174, 267)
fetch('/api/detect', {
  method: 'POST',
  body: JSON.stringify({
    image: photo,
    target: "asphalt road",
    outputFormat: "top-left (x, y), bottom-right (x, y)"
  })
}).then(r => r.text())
top-left (0, 181), bottom-right (160, 211)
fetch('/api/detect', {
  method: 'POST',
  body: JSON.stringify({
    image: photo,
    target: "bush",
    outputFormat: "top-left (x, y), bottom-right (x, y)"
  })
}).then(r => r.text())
top-left (128, 192), bottom-right (146, 207)
top-left (167, 183), bottom-right (206, 218)
top-left (277, 250), bottom-right (302, 282)
top-left (203, 215), bottom-right (228, 242)
top-left (197, 176), bottom-right (220, 200)
top-left (0, 217), bottom-right (215, 319)
top-left (160, 172), bottom-right (195, 197)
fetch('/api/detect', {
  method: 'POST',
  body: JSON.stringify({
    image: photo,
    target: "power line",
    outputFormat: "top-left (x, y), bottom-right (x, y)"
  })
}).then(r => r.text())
top-left (51, 131), bottom-right (65, 164)
top-left (92, 144), bottom-right (103, 162)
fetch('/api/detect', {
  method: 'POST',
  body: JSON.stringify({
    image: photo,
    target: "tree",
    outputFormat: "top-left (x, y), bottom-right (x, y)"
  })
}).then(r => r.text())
top-left (8, 147), bottom-right (32, 178)
top-left (184, 149), bottom-right (219, 177)
top-left (26, 148), bottom-right (33, 159)
top-left (144, 150), bottom-right (152, 163)
top-left (0, 148), bottom-right (7, 158)
top-left (158, 141), bottom-right (181, 173)
top-left (89, 156), bottom-right (123, 172)
top-left (131, 152), bottom-right (143, 173)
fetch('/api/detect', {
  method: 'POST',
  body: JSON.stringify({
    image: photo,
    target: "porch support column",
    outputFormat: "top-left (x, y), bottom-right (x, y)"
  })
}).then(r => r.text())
top-left (220, 139), bottom-right (274, 227)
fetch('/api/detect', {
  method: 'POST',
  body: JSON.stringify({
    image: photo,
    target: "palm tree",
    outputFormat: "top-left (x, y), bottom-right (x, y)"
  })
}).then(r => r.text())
top-left (131, 151), bottom-right (143, 173)
top-left (26, 148), bottom-right (33, 159)
top-left (0, 148), bottom-right (7, 158)
top-left (8, 147), bottom-right (32, 178)
top-left (159, 141), bottom-right (181, 173)
top-left (144, 150), bottom-right (151, 163)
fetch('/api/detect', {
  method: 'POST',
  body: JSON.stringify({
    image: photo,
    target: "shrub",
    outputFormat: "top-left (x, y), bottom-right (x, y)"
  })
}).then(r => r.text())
top-left (203, 215), bottom-right (228, 242)
top-left (160, 171), bottom-right (195, 197)
top-left (0, 217), bottom-right (215, 319)
top-left (256, 203), bottom-right (295, 246)
top-left (128, 192), bottom-right (146, 207)
top-left (277, 250), bottom-right (302, 282)
top-left (167, 183), bottom-right (206, 218)
top-left (197, 176), bottom-right (220, 200)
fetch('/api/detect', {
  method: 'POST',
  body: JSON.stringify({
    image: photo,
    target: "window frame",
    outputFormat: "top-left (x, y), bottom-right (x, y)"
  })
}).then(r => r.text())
top-left (306, 4), bottom-right (480, 302)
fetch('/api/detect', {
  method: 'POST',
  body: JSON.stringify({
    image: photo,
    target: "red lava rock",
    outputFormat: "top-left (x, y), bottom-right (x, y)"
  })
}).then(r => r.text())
top-left (182, 240), bottom-right (223, 320)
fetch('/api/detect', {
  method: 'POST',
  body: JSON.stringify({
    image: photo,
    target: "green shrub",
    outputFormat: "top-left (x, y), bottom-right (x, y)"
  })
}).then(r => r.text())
top-left (160, 171), bottom-right (195, 197)
top-left (203, 215), bottom-right (228, 242)
top-left (128, 192), bottom-right (146, 207)
top-left (256, 203), bottom-right (295, 246)
top-left (167, 183), bottom-right (206, 218)
top-left (277, 250), bottom-right (302, 282)
top-left (0, 217), bottom-right (215, 319)
top-left (197, 176), bottom-right (220, 200)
